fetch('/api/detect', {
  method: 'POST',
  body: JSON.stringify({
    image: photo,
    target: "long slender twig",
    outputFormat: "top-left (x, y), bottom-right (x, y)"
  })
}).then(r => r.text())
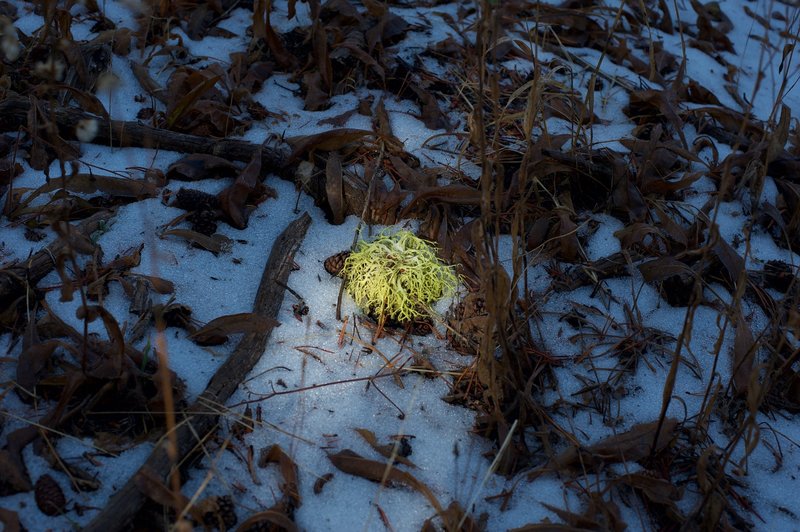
top-left (84, 212), bottom-right (311, 532)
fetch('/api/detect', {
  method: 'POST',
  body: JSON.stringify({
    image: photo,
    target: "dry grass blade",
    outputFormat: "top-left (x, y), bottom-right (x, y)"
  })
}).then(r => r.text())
top-left (732, 311), bottom-right (757, 396)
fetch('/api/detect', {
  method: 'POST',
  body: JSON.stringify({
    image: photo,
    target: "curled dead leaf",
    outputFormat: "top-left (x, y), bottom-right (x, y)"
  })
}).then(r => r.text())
top-left (237, 508), bottom-right (298, 532)
top-left (354, 428), bottom-right (416, 468)
top-left (216, 149), bottom-right (276, 229)
top-left (286, 129), bottom-right (373, 165)
top-left (166, 154), bottom-right (239, 181)
top-left (0, 449), bottom-right (33, 496)
top-left (258, 445), bottom-right (301, 509)
top-left (313, 473), bottom-right (333, 494)
top-left (16, 340), bottom-right (62, 397)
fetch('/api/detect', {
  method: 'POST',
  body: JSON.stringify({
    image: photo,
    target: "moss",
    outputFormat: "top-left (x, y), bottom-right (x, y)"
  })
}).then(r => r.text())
top-left (340, 230), bottom-right (458, 323)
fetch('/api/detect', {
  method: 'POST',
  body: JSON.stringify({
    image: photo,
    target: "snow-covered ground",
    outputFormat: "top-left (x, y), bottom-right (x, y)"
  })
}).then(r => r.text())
top-left (1, 0), bottom-right (799, 530)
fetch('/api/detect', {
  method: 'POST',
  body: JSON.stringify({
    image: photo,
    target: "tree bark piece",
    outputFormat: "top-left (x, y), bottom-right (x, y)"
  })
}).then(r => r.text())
top-left (83, 212), bottom-right (312, 532)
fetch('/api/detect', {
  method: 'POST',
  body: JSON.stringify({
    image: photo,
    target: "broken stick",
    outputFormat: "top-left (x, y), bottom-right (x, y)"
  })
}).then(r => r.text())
top-left (0, 209), bottom-right (115, 305)
top-left (0, 95), bottom-right (289, 171)
top-left (83, 212), bottom-right (312, 532)
top-left (0, 94), bottom-right (372, 217)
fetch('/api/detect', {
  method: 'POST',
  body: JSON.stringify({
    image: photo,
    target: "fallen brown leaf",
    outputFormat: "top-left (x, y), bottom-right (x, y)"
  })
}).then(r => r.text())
top-left (190, 313), bottom-right (280, 346)
top-left (328, 449), bottom-right (442, 513)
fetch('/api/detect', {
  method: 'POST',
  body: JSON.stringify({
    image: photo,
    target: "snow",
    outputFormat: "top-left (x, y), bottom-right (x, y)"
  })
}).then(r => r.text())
top-left (1, 0), bottom-right (799, 530)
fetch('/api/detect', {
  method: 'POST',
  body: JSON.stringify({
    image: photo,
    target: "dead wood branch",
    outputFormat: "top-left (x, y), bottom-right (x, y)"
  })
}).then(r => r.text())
top-left (0, 94), bottom-right (288, 171)
top-left (0, 209), bottom-right (115, 306)
top-left (83, 212), bottom-right (312, 532)
top-left (0, 94), bottom-right (374, 217)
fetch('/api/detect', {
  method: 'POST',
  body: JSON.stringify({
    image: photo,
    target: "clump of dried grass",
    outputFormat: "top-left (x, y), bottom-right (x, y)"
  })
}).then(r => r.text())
top-left (434, 0), bottom-right (800, 528)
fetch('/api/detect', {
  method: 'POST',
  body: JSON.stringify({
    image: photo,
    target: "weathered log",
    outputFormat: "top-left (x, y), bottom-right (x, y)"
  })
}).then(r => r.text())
top-left (83, 212), bottom-right (312, 532)
top-left (0, 94), bottom-right (289, 171)
top-left (0, 94), bottom-right (374, 218)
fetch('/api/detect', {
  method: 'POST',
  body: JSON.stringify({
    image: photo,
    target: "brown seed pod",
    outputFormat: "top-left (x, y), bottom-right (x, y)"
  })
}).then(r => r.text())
top-left (202, 495), bottom-right (238, 530)
top-left (323, 250), bottom-right (351, 276)
top-left (34, 474), bottom-right (66, 516)
top-left (217, 495), bottom-right (238, 529)
top-left (188, 209), bottom-right (219, 236)
top-left (173, 187), bottom-right (220, 212)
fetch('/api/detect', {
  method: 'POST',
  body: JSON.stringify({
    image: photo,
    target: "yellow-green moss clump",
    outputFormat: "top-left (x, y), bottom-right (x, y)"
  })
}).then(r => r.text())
top-left (340, 230), bottom-right (458, 323)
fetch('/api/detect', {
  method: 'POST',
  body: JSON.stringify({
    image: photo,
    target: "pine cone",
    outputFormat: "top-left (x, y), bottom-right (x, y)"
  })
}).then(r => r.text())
top-left (188, 209), bottom-right (219, 236)
top-left (35, 474), bottom-right (66, 516)
top-left (323, 251), bottom-right (350, 276)
top-left (202, 495), bottom-right (238, 530)
top-left (173, 187), bottom-right (220, 212)
top-left (217, 495), bottom-right (238, 529)
top-left (240, 518), bottom-right (281, 532)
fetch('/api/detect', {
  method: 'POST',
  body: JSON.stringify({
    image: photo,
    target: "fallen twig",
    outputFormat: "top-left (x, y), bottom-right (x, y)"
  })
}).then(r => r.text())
top-left (0, 209), bottom-right (115, 306)
top-left (83, 212), bottom-right (312, 532)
